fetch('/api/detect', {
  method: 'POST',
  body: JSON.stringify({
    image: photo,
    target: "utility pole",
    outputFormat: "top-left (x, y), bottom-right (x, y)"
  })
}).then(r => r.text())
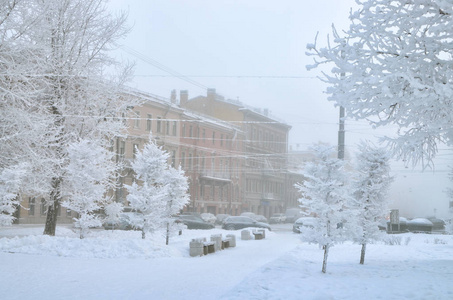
top-left (337, 106), bottom-right (345, 159)
top-left (338, 47), bottom-right (346, 160)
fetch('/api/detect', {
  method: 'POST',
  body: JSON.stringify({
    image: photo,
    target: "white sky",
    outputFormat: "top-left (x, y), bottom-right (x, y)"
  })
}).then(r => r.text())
top-left (107, 0), bottom-right (453, 218)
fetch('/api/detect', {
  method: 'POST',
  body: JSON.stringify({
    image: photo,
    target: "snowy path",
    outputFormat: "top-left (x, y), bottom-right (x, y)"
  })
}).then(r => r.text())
top-left (0, 227), bottom-right (299, 300)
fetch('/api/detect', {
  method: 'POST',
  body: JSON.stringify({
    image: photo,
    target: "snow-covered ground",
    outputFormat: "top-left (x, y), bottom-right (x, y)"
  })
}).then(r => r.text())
top-left (1, 224), bottom-right (452, 300)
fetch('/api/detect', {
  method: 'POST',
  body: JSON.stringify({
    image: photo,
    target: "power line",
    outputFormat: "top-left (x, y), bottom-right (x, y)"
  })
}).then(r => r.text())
top-left (133, 74), bottom-right (318, 79)
top-left (117, 45), bottom-right (208, 90)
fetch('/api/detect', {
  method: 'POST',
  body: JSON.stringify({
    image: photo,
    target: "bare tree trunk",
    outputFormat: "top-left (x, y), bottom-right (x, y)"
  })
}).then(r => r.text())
top-left (322, 243), bottom-right (330, 273)
top-left (166, 222), bottom-right (170, 245)
top-left (360, 243), bottom-right (366, 264)
top-left (43, 177), bottom-right (62, 236)
top-left (141, 229), bottom-right (146, 239)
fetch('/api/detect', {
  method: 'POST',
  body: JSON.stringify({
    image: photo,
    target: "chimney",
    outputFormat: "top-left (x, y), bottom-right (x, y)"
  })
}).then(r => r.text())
top-left (207, 88), bottom-right (216, 101)
top-left (170, 89), bottom-right (177, 104)
top-left (180, 90), bottom-right (188, 106)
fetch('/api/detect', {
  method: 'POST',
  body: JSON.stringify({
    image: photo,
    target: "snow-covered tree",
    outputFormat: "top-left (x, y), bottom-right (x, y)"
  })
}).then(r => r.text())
top-left (0, 0), bottom-right (136, 235)
top-left (352, 141), bottom-right (393, 264)
top-left (296, 145), bottom-right (352, 273)
top-left (162, 166), bottom-right (190, 245)
top-left (61, 139), bottom-right (117, 239)
top-left (127, 138), bottom-right (189, 241)
top-left (103, 201), bottom-right (124, 230)
top-left (306, 0), bottom-right (453, 168)
top-left (0, 163), bottom-right (28, 226)
top-left (445, 167), bottom-right (453, 234)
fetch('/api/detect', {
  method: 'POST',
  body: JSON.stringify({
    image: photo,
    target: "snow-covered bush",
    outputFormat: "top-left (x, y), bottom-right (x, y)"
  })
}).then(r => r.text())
top-left (103, 202), bottom-right (124, 229)
top-left (0, 163), bottom-right (28, 226)
top-left (382, 236), bottom-right (402, 246)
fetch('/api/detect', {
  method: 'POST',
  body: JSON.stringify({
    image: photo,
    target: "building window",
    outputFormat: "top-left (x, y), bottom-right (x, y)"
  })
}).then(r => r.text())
top-left (40, 199), bottom-right (46, 215)
top-left (66, 209), bottom-right (71, 217)
top-left (134, 111), bottom-right (140, 128)
top-left (181, 152), bottom-right (185, 169)
top-left (220, 134), bottom-right (224, 146)
top-left (212, 132), bottom-right (215, 145)
top-left (146, 114), bottom-right (152, 131)
top-left (189, 126), bottom-right (193, 138)
top-left (119, 140), bottom-right (125, 157)
top-left (188, 153), bottom-right (192, 170)
top-left (133, 144), bottom-right (139, 158)
top-left (28, 197), bottom-right (35, 216)
top-left (157, 117), bottom-right (162, 133)
top-left (202, 129), bottom-right (206, 142)
top-left (171, 150), bottom-right (176, 167)
top-left (182, 123), bottom-right (186, 137)
top-left (166, 121), bottom-right (170, 135)
top-left (172, 121), bottom-right (177, 136)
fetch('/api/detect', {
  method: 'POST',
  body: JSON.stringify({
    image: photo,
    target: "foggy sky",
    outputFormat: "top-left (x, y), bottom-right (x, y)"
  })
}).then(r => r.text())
top-left (107, 0), bottom-right (452, 218)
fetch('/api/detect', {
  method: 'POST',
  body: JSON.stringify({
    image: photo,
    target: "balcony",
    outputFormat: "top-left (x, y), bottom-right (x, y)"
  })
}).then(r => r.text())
top-left (262, 193), bottom-right (274, 200)
top-left (199, 171), bottom-right (231, 185)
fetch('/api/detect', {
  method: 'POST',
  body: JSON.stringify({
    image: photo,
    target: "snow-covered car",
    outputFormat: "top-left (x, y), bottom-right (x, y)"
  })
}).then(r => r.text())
top-left (253, 215), bottom-right (268, 223)
top-left (269, 213), bottom-right (286, 224)
top-left (103, 212), bottom-right (143, 230)
top-left (285, 208), bottom-right (304, 223)
top-left (215, 214), bottom-right (230, 225)
top-left (407, 218), bottom-right (433, 233)
top-left (200, 213), bottom-right (217, 224)
top-left (222, 216), bottom-right (271, 231)
top-left (176, 214), bottom-right (215, 230)
top-left (293, 217), bottom-right (317, 233)
top-left (427, 217), bottom-right (446, 231)
top-left (240, 212), bottom-right (256, 219)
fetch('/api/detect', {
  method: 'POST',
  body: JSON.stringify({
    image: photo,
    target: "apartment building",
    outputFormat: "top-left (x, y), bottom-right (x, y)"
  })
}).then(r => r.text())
top-left (180, 89), bottom-right (292, 219)
top-left (179, 107), bottom-right (245, 215)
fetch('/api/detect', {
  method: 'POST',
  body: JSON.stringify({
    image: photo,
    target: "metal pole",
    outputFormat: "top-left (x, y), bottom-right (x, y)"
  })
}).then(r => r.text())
top-left (337, 106), bottom-right (345, 160)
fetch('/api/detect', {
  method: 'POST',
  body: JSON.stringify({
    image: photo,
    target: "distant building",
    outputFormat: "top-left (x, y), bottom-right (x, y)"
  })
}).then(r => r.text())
top-left (180, 88), bottom-right (292, 218)
top-left (15, 87), bottom-right (297, 224)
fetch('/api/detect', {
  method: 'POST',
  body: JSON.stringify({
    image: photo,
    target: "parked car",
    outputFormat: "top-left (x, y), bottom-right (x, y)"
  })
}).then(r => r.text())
top-left (427, 217), bottom-right (446, 231)
top-left (293, 217), bottom-right (317, 233)
top-left (407, 218), bottom-right (433, 233)
top-left (285, 208), bottom-right (304, 223)
top-left (176, 214), bottom-right (215, 230)
top-left (269, 213), bottom-right (286, 224)
top-left (253, 215), bottom-right (269, 223)
top-left (222, 216), bottom-right (271, 231)
top-left (200, 213), bottom-right (217, 224)
top-left (215, 214), bottom-right (230, 225)
top-left (240, 212), bottom-right (256, 219)
top-left (103, 212), bottom-right (143, 231)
